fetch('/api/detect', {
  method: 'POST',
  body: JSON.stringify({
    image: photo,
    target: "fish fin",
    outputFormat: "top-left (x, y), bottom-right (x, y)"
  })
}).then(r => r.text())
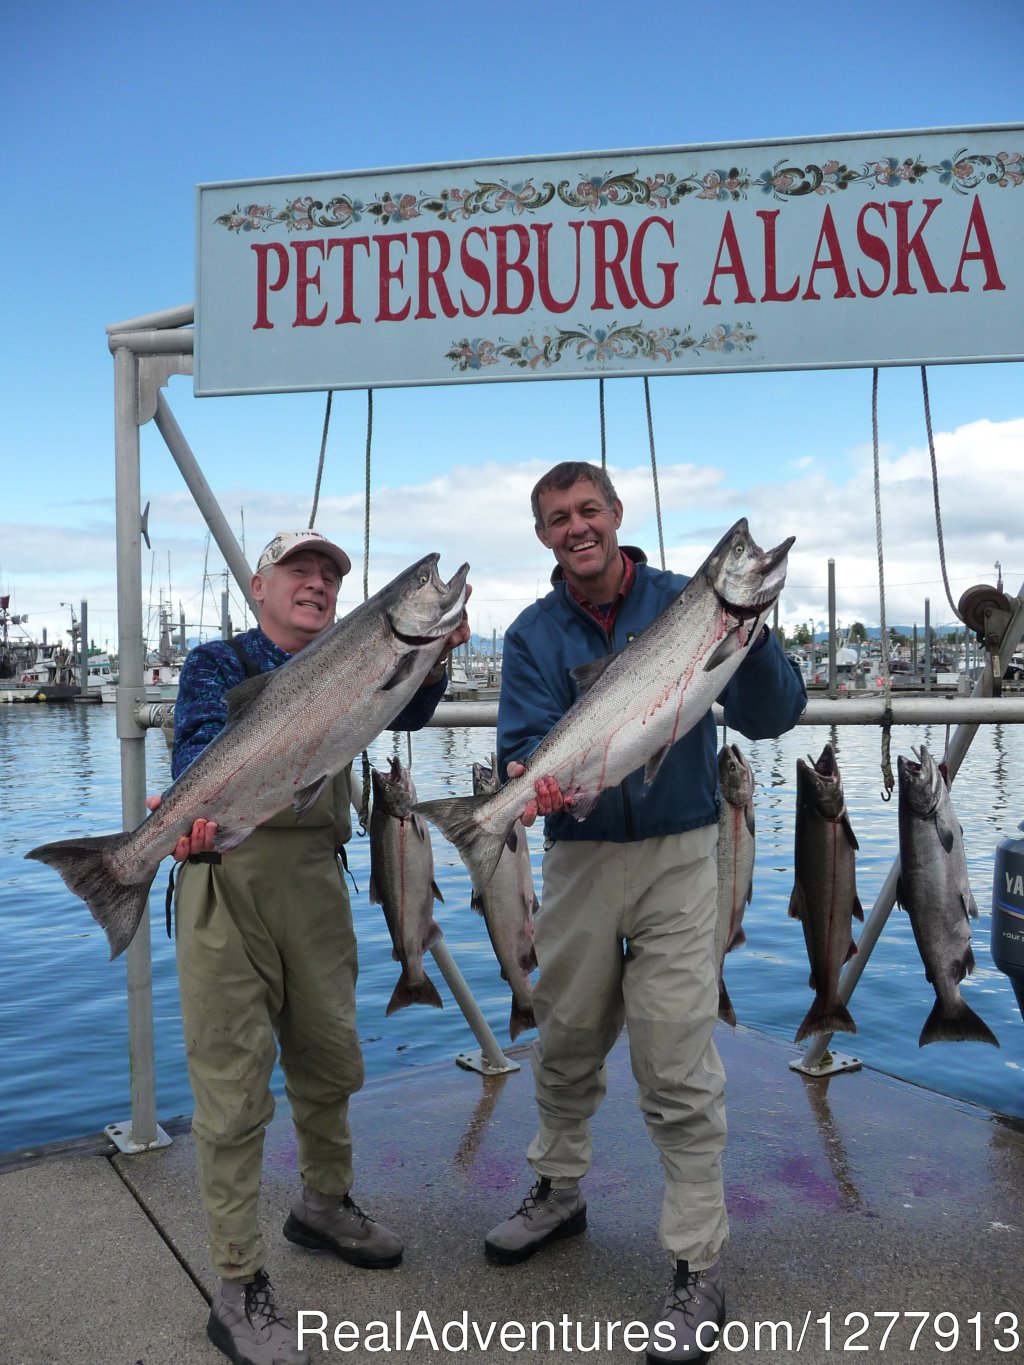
top-left (567, 789), bottom-right (602, 821)
top-left (212, 826), bottom-right (257, 854)
top-left (852, 895), bottom-right (864, 922)
top-left (431, 879), bottom-right (445, 904)
top-left (704, 628), bottom-right (742, 672)
top-left (509, 999), bottom-right (536, 1041)
top-left (918, 997), bottom-right (999, 1048)
top-left (718, 980), bottom-right (738, 1028)
top-left (727, 924), bottom-right (747, 953)
top-left (415, 793), bottom-right (504, 897)
top-left (505, 826), bottom-right (519, 853)
top-left (934, 811), bottom-right (956, 854)
top-left (895, 877), bottom-right (907, 910)
top-left (843, 937), bottom-right (858, 963)
top-left (381, 651), bottom-right (422, 691)
top-left (644, 745), bottom-right (671, 786)
top-left (963, 888), bottom-right (980, 919)
top-left (743, 806), bottom-right (756, 840)
top-left (369, 875), bottom-right (380, 905)
top-left (423, 919), bottom-right (444, 952)
top-left (26, 831), bottom-right (153, 960)
top-left (957, 944), bottom-right (976, 982)
top-left (385, 968), bottom-right (444, 1014)
top-left (293, 776), bottom-right (328, 821)
top-left (570, 654), bottom-right (615, 694)
top-left (787, 883), bottom-right (805, 920)
top-left (223, 670), bottom-right (274, 721)
top-left (794, 998), bottom-right (856, 1043)
top-left (841, 813), bottom-right (859, 850)
top-left (469, 892), bottom-right (486, 916)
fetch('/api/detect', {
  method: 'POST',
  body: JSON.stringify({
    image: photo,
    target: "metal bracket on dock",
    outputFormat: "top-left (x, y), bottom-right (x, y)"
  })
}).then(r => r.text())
top-left (455, 1049), bottom-right (521, 1076)
top-left (789, 1050), bottom-right (862, 1078)
top-left (104, 1120), bottom-right (173, 1154)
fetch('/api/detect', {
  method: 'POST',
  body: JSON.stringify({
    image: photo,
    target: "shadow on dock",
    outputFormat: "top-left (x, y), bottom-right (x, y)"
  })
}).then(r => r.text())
top-left (6, 1024), bottom-right (1022, 1364)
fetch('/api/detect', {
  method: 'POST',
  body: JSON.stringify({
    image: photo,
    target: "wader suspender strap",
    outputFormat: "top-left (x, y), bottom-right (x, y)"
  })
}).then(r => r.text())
top-left (165, 638), bottom-right (259, 938)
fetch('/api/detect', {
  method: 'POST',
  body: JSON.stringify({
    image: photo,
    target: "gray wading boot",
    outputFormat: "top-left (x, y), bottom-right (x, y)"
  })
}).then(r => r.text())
top-left (282, 1187), bottom-right (403, 1268)
top-left (646, 1259), bottom-right (726, 1364)
top-left (484, 1177), bottom-right (587, 1265)
top-left (207, 1269), bottom-right (310, 1365)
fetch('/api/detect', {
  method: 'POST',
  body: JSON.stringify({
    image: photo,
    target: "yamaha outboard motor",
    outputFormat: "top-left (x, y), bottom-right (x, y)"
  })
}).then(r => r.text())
top-left (992, 821), bottom-right (1024, 1024)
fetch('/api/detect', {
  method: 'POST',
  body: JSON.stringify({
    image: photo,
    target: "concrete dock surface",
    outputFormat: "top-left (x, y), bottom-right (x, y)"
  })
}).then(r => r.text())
top-left (5, 1023), bottom-right (1022, 1365)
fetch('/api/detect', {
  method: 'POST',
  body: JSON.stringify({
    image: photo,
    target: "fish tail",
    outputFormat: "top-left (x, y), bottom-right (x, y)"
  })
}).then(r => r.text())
top-left (509, 999), bottom-right (536, 1041)
top-left (415, 794), bottom-right (506, 896)
top-left (26, 832), bottom-right (153, 960)
top-left (718, 980), bottom-right (738, 1028)
top-left (385, 968), bottom-right (444, 1015)
top-left (793, 996), bottom-right (856, 1044)
top-left (918, 997), bottom-right (1000, 1048)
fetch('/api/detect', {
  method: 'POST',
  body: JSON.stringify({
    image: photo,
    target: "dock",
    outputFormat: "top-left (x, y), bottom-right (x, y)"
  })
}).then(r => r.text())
top-left (6, 1023), bottom-right (1022, 1364)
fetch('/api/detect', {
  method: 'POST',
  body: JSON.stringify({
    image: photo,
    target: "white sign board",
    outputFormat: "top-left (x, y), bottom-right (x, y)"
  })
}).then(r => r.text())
top-left (196, 126), bottom-right (1023, 396)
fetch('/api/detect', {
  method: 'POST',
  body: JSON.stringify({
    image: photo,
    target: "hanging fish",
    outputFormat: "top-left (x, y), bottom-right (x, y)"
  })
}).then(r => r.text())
top-left (471, 755), bottom-right (538, 1040)
top-left (896, 746), bottom-right (999, 1048)
top-left (370, 755), bottom-right (445, 1014)
top-left (714, 742), bottom-right (755, 1027)
top-left (789, 742), bottom-right (863, 1042)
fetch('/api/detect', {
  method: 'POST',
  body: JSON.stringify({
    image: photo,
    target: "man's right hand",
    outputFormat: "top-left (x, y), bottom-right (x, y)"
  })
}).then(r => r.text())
top-left (146, 795), bottom-right (218, 862)
top-left (506, 763), bottom-right (568, 828)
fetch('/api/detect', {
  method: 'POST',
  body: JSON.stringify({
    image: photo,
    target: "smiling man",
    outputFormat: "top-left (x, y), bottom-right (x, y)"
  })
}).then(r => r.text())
top-left (487, 463), bottom-right (805, 1365)
top-left (169, 529), bottom-right (469, 1365)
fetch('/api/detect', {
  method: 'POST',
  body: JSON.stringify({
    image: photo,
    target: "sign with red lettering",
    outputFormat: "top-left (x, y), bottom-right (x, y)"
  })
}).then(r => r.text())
top-left (195, 126), bottom-right (1023, 395)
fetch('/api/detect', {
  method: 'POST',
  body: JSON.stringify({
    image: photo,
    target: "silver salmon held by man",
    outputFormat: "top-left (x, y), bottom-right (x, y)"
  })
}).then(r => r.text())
top-left (789, 743), bottom-right (863, 1043)
top-left (26, 555), bottom-right (470, 959)
top-left (471, 755), bottom-right (538, 1040)
top-left (370, 756), bottom-right (445, 1014)
top-left (896, 745), bottom-right (999, 1048)
top-left (417, 518), bottom-right (792, 897)
top-left (715, 742), bottom-right (755, 1028)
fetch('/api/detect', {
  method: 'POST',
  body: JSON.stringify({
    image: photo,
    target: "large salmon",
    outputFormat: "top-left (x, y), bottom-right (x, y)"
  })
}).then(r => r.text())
top-left (27, 555), bottom-right (469, 957)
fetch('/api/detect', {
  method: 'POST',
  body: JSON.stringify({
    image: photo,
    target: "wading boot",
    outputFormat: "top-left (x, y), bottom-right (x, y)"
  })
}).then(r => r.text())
top-left (207, 1268), bottom-right (309, 1365)
top-left (484, 1177), bottom-right (587, 1264)
top-left (283, 1187), bottom-right (403, 1267)
top-left (646, 1259), bottom-right (726, 1364)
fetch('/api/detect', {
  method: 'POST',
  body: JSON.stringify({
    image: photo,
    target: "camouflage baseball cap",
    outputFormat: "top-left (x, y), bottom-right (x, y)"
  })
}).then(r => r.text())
top-left (255, 530), bottom-right (352, 577)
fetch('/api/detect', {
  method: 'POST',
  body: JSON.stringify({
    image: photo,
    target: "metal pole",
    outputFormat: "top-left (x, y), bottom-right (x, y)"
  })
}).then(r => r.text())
top-left (428, 940), bottom-right (519, 1075)
top-left (827, 560), bottom-right (837, 699)
top-left (79, 599), bottom-right (89, 699)
top-left (108, 344), bottom-right (166, 1152)
top-left (153, 392), bottom-right (258, 616)
top-left (924, 598), bottom-right (932, 693)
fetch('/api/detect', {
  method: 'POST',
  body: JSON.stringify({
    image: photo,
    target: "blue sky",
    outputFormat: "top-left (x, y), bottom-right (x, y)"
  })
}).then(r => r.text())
top-left (2, 0), bottom-right (1022, 652)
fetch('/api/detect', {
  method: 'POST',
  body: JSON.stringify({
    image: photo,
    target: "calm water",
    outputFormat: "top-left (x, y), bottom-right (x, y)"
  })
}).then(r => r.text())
top-left (1, 702), bottom-right (1022, 1156)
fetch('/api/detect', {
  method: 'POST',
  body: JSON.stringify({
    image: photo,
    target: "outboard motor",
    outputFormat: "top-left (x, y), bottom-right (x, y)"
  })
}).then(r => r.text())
top-left (992, 822), bottom-right (1024, 1024)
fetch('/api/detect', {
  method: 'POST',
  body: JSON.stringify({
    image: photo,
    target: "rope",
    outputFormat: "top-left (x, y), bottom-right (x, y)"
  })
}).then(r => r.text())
top-left (309, 390), bottom-right (333, 529)
top-left (871, 368), bottom-right (895, 801)
top-left (598, 378), bottom-right (607, 469)
top-left (644, 377), bottom-right (666, 571)
top-left (356, 388), bottom-right (375, 832)
top-left (920, 366), bottom-right (963, 623)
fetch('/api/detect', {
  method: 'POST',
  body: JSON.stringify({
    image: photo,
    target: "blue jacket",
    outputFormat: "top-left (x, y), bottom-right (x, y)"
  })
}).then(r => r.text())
top-left (497, 549), bottom-right (806, 844)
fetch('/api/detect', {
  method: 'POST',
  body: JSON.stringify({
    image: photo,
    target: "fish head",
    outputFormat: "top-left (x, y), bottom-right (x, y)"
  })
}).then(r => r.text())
top-left (472, 754), bottom-right (500, 797)
top-left (717, 742), bottom-right (754, 805)
top-left (897, 745), bottom-right (944, 818)
top-left (796, 742), bottom-right (846, 820)
top-left (705, 518), bottom-right (794, 624)
top-left (386, 555), bottom-right (471, 645)
top-left (371, 754), bottom-right (417, 816)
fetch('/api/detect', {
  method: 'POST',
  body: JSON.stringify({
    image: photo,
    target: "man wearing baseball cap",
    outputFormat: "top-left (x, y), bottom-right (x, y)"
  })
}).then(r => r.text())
top-left (163, 530), bottom-right (469, 1365)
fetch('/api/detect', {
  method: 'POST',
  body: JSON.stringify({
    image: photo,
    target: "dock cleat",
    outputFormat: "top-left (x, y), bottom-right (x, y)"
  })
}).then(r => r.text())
top-left (484, 1176), bottom-right (587, 1264)
top-left (207, 1268), bottom-right (309, 1365)
top-left (647, 1258), bottom-right (725, 1364)
top-left (282, 1187), bottom-right (403, 1267)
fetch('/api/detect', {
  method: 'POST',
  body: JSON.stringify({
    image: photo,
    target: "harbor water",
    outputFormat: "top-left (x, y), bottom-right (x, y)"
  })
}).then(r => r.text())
top-left (2, 700), bottom-right (1022, 1157)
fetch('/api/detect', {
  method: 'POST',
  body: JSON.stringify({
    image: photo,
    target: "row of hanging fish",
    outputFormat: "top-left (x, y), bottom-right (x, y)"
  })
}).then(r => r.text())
top-left (719, 738), bottom-right (1000, 1049)
top-left (368, 752), bottom-right (537, 1039)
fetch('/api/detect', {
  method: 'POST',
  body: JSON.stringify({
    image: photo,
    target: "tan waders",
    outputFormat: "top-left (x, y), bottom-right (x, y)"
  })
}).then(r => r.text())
top-left (175, 777), bottom-right (363, 1281)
